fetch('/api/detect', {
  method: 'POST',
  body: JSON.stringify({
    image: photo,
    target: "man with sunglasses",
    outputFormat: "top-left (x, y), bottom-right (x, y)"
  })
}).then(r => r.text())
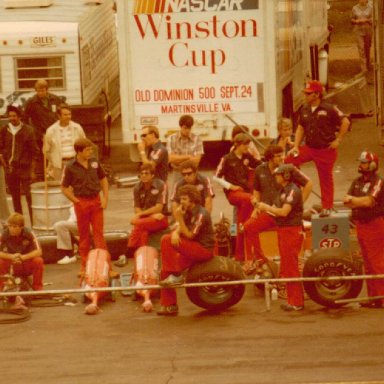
top-left (170, 160), bottom-right (214, 216)
top-left (125, 163), bottom-right (168, 258)
top-left (286, 80), bottom-right (350, 217)
top-left (138, 126), bottom-right (168, 181)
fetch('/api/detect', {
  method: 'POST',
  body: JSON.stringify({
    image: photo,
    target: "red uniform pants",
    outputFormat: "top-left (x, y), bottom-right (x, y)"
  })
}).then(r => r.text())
top-left (277, 226), bottom-right (304, 307)
top-left (128, 217), bottom-right (168, 248)
top-left (160, 234), bottom-right (213, 306)
top-left (244, 212), bottom-right (276, 262)
top-left (356, 217), bottom-right (384, 304)
top-left (74, 196), bottom-right (106, 269)
top-left (286, 145), bottom-right (337, 209)
top-left (226, 189), bottom-right (254, 261)
top-left (0, 257), bottom-right (44, 291)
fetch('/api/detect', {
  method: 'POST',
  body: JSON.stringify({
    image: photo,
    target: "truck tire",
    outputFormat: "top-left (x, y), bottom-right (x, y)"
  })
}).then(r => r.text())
top-left (303, 249), bottom-right (363, 308)
top-left (185, 256), bottom-right (245, 312)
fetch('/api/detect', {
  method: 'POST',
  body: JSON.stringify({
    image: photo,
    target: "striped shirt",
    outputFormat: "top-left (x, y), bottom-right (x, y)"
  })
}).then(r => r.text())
top-left (167, 132), bottom-right (204, 169)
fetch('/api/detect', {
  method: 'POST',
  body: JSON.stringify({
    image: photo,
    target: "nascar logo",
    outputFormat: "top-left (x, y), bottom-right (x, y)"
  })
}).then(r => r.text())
top-left (134, 0), bottom-right (259, 14)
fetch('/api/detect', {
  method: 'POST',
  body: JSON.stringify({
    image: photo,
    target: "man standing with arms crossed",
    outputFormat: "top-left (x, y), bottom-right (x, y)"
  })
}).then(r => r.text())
top-left (167, 115), bottom-right (204, 171)
top-left (286, 80), bottom-right (350, 217)
top-left (343, 151), bottom-right (384, 308)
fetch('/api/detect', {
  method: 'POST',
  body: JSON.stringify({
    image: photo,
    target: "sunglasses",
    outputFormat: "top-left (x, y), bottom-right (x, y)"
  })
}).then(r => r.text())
top-left (181, 171), bottom-right (193, 176)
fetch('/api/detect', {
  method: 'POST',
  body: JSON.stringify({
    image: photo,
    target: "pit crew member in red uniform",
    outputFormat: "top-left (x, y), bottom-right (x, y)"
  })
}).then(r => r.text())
top-left (157, 184), bottom-right (214, 316)
top-left (243, 145), bottom-right (312, 274)
top-left (61, 138), bottom-right (108, 273)
top-left (126, 163), bottom-right (168, 258)
top-left (170, 160), bottom-right (214, 216)
top-left (0, 213), bottom-right (44, 291)
top-left (343, 151), bottom-right (384, 308)
top-left (258, 164), bottom-right (304, 311)
top-left (215, 133), bottom-right (261, 261)
top-left (286, 80), bottom-right (350, 217)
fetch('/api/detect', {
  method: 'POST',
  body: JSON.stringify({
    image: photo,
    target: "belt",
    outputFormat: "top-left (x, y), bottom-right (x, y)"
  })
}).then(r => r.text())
top-left (77, 194), bottom-right (99, 200)
top-left (62, 157), bottom-right (74, 161)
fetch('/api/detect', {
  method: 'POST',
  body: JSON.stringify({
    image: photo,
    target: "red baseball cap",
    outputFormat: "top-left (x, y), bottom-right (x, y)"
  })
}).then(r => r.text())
top-left (303, 80), bottom-right (323, 94)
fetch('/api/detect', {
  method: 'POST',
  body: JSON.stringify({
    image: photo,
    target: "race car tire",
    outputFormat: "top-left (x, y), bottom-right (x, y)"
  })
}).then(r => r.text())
top-left (303, 248), bottom-right (363, 308)
top-left (185, 256), bottom-right (245, 312)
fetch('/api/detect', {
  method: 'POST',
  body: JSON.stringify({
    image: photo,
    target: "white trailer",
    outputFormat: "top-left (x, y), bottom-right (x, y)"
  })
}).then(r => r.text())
top-left (116, 0), bottom-right (330, 159)
top-left (373, 0), bottom-right (384, 144)
top-left (0, 0), bottom-right (120, 118)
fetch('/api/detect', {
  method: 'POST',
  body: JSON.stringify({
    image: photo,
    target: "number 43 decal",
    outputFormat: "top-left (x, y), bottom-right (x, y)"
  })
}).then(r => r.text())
top-left (321, 224), bottom-right (338, 234)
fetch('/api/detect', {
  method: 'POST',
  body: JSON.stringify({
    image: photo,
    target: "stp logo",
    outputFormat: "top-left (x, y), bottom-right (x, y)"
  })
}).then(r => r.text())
top-left (320, 238), bottom-right (341, 248)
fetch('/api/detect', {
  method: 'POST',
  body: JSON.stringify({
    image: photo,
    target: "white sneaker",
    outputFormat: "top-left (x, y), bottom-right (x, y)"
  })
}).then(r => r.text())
top-left (57, 256), bottom-right (77, 265)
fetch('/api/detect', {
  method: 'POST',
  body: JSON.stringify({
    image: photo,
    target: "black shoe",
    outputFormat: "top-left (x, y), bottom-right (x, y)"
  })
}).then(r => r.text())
top-left (359, 300), bottom-right (383, 309)
top-left (319, 209), bottom-right (331, 218)
top-left (157, 305), bottom-right (179, 316)
top-left (280, 303), bottom-right (304, 312)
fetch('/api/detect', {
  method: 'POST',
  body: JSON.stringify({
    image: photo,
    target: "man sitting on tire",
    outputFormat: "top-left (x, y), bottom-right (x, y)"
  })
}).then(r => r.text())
top-left (158, 184), bottom-right (215, 316)
top-left (343, 151), bottom-right (384, 309)
top-left (257, 164), bottom-right (305, 311)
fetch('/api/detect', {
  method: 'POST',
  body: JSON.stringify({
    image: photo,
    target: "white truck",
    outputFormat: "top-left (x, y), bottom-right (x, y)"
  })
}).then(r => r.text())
top-left (0, 0), bottom-right (120, 118)
top-left (116, 0), bottom-right (330, 159)
top-left (373, 0), bottom-right (384, 144)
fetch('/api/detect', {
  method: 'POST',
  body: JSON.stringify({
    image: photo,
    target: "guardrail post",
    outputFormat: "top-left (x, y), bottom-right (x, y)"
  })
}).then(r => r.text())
top-left (264, 282), bottom-right (271, 311)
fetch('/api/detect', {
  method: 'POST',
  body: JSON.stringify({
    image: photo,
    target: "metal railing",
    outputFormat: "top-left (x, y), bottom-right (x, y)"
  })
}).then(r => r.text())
top-left (1, 273), bottom-right (384, 311)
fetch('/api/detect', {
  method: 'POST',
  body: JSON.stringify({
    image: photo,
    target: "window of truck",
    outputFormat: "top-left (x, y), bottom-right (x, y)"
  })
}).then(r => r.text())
top-left (14, 56), bottom-right (65, 90)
